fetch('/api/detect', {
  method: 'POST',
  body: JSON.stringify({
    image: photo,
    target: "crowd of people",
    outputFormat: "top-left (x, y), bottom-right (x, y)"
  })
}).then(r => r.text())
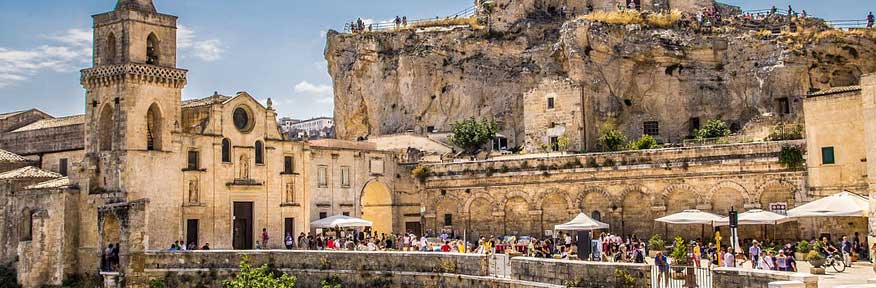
top-left (100, 243), bottom-right (120, 272)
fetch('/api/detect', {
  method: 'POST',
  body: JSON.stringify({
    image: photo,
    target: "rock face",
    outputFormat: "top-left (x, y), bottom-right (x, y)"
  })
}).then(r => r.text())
top-left (326, 13), bottom-right (876, 150)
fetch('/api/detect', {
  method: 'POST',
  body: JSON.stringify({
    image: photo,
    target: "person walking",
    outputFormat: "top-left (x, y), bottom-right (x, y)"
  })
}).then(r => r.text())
top-left (723, 247), bottom-right (736, 267)
top-left (261, 228), bottom-right (269, 249)
top-left (285, 233), bottom-right (294, 249)
top-left (749, 240), bottom-right (762, 269)
top-left (655, 251), bottom-right (670, 287)
top-left (841, 236), bottom-right (853, 267)
top-left (394, 16), bottom-right (401, 30)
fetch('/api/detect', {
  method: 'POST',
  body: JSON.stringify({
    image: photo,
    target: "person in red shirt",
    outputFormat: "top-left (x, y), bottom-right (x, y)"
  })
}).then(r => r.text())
top-left (441, 241), bottom-right (451, 252)
top-left (326, 237), bottom-right (336, 250)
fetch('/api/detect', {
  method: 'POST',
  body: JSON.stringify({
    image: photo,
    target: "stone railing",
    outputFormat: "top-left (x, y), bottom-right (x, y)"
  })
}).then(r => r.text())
top-left (510, 257), bottom-right (651, 287)
top-left (712, 268), bottom-right (818, 288)
top-left (426, 140), bottom-right (803, 179)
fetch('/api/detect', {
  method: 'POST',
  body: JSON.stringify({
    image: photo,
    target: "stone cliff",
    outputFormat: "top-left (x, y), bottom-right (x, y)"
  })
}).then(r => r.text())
top-left (326, 14), bottom-right (876, 149)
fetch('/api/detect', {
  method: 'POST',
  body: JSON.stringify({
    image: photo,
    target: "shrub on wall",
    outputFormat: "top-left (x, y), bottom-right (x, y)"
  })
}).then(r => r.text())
top-left (694, 119), bottom-right (731, 139)
top-left (627, 134), bottom-right (659, 150)
top-left (598, 122), bottom-right (628, 152)
top-left (222, 256), bottom-right (297, 288)
top-left (767, 124), bottom-right (804, 141)
top-left (411, 165), bottom-right (432, 183)
top-left (779, 145), bottom-right (805, 170)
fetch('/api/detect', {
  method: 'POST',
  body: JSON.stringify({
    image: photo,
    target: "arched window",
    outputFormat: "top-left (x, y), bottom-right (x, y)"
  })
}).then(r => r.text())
top-left (591, 211), bottom-right (602, 222)
top-left (255, 141), bottom-right (264, 164)
top-left (221, 138), bottom-right (231, 163)
top-left (98, 104), bottom-right (114, 152)
top-left (146, 33), bottom-right (160, 65)
top-left (20, 208), bottom-right (32, 242)
top-left (105, 33), bottom-right (117, 65)
top-left (146, 104), bottom-right (162, 151)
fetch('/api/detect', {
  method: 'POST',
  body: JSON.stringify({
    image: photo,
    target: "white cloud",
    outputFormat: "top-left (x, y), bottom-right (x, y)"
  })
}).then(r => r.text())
top-left (293, 81), bottom-right (333, 104)
top-left (0, 24), bottom-right (225, 88)
top-left (0, 28), bottom-right (92, 88)
top-left (177, 25), bottom-right (224, 62)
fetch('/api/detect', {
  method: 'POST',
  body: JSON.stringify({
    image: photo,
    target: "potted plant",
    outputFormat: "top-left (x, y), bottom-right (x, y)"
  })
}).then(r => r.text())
top-left (805, 251), bottom-right (825, 274)
top-left (648, 234), bottom-right (665, 257)
top-left (669, 236), bottom-right (689, 280)
top-left (794, 240), bottom-right (810, 261)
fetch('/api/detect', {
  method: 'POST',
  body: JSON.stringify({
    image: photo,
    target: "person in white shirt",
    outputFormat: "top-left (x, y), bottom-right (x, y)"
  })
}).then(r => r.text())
top-left (723, 248), bottom-right (736, 267)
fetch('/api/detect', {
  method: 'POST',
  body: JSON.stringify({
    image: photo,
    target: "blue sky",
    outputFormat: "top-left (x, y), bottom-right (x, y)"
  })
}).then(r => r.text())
top-left (0, 0), bottom-right (871, 119)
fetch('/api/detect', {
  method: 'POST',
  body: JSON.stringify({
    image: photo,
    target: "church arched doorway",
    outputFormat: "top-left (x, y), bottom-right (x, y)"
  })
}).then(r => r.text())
top-left (361, 181), bottom-right (394, 234)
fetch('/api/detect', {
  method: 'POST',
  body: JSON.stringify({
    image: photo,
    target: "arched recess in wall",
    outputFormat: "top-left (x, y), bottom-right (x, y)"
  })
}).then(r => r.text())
top-left (663, 185), bottom-right (700, 241)
top-left (540, 192), bottom-right (571, 237)
top-left (98, 104), bottom-right (114, 152)
top-left (146, 33), bottom-right (160, 65)
top-left (361, 181), bottom-right (393, 234)
top-left (105, 32), bottom-right (117, 65)
top-left (465, 195), bottom-right (496, 241)
top-left (504, 196), bottom-right (530, 237)
top-left (146, 103), bottom-right (163, 151)
top-left (578, 187), bottom-right (614, 231)
top-left (621, 189), bottom-right (652, 238)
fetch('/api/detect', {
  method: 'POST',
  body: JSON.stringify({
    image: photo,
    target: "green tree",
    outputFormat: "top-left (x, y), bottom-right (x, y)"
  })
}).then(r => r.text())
top-left (598, 122), bottom-right (628, 152)
top-left (628, 134), bottom-right (658, 150)
top-left (669, 236), bottom-right (689, 266)
top-left (448, 118), bottom-right (498, 155)
top-left (222, 256), bottom-right (297, 288)
top-left (694, 119), bottom-right (731, 139)
top-left (557, 134), bottom-right (571, 152)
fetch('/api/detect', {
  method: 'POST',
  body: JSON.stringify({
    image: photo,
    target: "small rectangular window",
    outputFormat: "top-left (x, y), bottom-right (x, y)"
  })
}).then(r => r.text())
top-left (284, 156), bottom-right (294, 174)
top-left (444, 214), bottom-right (453, 226)
top-left (547, 97), bottom-right (555, 109)
top-left (777, 97), bottom-right (791, 114)
top-left (59, 158), bottom-right (68, 176)
top-left (187, 150), bottom-right (199, 170)
top-left (822, 147), bottom-right (835, 165)
top-left (318, 166), bottom-right (328, 187)
top-left (340, 166), bottom-right (351, 187)
top-left (426, 126), bottom-right (436, 133)
top-left (343, 212), bottom-right (350, 216)
top-left (319, 212), bottom-right (328, 219)
top-left (644, 121), bottom-right (660, 136)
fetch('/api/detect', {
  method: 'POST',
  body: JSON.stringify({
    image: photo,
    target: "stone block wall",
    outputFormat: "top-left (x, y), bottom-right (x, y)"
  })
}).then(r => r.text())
top-left (712, 268), bottom-right (817, 288)
top-left (0, 124), bottom-right (84, 156)
top-left (126, 251), bottom-right (492, 287)
top-left (511, 257), bottom-right (651, 287)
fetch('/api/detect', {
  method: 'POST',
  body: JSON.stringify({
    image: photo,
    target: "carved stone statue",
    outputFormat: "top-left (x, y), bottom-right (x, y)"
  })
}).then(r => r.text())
top-left (188, 179), bottom-right (199, 203)
top-left (286, 181), bottom-right (294, 203)
top-left (239, 154), bottom-right (251, 179)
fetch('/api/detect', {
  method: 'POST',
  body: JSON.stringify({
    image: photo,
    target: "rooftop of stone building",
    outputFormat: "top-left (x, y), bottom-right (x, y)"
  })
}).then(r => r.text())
top-left (309, 139), bottom-right (378, 151)
top-left (10, 114), bottom-right (85, 133)
top-left (0, 166), bottom-right (61, 180)
top-left (182, 93), bottom-right (233, 108)
top-left (0, 149), bottom-right (26, 163)
top-left (807, 85), bottom-right (862, 97)
top-left (25, 177), bottom-right (71, 190)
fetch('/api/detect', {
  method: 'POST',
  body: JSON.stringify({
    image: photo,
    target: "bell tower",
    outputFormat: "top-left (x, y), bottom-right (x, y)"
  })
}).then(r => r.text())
top-left (81, 0), bottom-right (186, 193)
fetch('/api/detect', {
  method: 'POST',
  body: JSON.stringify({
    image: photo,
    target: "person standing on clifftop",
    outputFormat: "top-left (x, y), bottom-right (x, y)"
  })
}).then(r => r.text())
top-left (867, 12), bottom-right (875, 28)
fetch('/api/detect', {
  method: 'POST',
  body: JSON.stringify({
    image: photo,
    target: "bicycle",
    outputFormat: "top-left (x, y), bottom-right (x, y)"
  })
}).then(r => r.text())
top-left (822, 251), bottom-right (846, 272)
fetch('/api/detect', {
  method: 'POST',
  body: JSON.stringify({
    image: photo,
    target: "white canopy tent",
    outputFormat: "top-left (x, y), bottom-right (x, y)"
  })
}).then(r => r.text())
top-left (554, 213), bottom-right (610, 231)
top-left (787, 191), bottom-right (869, 218)
top-left (714, 209), bottom-right (794, 226)
top-left (310, 215), bottom-right (373, 229)
top-left (655, 209), bottom-right (724, 225)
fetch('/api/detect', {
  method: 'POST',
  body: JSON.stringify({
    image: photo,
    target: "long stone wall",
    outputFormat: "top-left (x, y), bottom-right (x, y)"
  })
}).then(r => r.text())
top-left (126, 251), bottom-right (506, 288)
top-left (712, 268), bottom-right (818, 288)
top-left (511, 257), bottom-right (651, 287)
top-left (419, 141), bottom-right (817, 241)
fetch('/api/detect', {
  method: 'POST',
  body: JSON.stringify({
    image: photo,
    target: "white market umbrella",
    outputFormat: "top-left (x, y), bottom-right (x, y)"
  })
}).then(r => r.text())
top-left (554, 213), bottom-right (610, 231)
top-left (787, 191), bottom-right (869, 218)
top-left (714, 209), bottom-right (794, 226)
top-left (310, 215), bottom-right (373, 229)
top-left (655, 209), bottom-right (724, 225)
